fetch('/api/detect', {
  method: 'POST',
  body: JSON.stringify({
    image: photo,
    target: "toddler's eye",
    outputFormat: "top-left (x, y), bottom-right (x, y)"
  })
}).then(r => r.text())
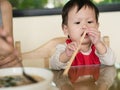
top-left (88, 21), bottom-right (93, 24)
top-left (75, 22), bottom-right (80, 24)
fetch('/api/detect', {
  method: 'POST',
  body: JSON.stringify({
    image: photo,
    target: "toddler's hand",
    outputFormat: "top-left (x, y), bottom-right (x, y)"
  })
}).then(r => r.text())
top-left (65, 42), bottom-right (78, 57)
top-left (87, 28), bottom-right (101, 45)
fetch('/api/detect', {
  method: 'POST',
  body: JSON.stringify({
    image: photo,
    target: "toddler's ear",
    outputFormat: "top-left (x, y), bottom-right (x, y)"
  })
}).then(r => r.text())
top-left (62, 24), bottom-right (69, 36)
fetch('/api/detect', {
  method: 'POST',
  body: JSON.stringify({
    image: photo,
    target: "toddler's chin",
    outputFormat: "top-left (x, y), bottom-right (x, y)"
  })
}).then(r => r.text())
top-left (82, 38), bottom-right (91, 44)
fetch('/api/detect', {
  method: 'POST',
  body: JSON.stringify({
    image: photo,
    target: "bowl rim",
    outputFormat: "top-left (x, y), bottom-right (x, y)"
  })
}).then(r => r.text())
top-left (0, 67), bottom-right (53, 89)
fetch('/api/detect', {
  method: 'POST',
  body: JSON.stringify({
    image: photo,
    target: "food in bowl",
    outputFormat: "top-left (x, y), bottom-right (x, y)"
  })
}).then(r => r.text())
top-left (0, 75), bottom-right (44, 87)
top-left (0, 67), bottom-right (53, 90)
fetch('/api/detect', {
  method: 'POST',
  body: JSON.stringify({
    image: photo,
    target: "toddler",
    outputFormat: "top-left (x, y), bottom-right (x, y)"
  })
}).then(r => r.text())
top-left (50, 0), bottom-right (115, 70)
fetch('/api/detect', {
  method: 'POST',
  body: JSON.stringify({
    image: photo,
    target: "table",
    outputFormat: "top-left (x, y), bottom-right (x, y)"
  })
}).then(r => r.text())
top-left (50, 64), bottom-right (120, 90)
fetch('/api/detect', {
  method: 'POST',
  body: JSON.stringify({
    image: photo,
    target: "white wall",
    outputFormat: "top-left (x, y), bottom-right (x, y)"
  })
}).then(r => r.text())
top-left (13, 15), bottom-right (64, 52)
top-left (13, 11), bottom-right (120, 63)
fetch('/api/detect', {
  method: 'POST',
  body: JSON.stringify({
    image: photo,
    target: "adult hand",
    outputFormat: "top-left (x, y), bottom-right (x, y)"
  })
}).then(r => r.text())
top-left (0, 49), bottom-right (22, 68)
top-left (0, 37), bottom-right (13, 55)
top-left (0, 28), bottom-right (13, 55)
top-left (0, 30), bottom-right (22, 68)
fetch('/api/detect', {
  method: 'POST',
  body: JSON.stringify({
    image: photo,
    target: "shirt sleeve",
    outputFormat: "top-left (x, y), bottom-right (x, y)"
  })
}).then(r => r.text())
top-left (49, 44), bottom-right (68, 70)
top-left (95, 46), bottom-right (116, 65)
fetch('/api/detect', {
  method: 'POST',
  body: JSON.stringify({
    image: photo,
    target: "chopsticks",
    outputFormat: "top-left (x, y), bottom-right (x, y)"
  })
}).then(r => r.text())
top-left (63, 31), bottom-right (87, 76)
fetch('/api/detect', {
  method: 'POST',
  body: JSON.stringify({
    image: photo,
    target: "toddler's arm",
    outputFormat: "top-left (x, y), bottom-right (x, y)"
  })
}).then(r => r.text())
top-left (50, 44), bottom-right (68, 70)
top-left (95, 45), bottom-right (116, 65)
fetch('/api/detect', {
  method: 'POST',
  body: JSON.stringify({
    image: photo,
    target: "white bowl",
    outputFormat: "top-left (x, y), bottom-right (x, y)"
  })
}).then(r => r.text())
top-left (0, 67), bottom-right (53, 90)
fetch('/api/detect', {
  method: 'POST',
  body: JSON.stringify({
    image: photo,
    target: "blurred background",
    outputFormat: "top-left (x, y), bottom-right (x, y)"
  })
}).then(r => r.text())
top-left (8, 0), bottom-right (120, 64)
top-left (9, 0), bottom-right (120, 10)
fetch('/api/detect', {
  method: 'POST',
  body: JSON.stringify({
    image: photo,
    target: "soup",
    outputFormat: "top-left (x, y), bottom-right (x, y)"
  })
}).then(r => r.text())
top-left (0, 75), bottom-right (44, 88)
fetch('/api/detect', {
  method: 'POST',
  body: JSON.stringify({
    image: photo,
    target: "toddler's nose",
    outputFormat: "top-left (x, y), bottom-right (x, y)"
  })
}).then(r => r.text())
top-left (81, 24), bottom-right (88, 30)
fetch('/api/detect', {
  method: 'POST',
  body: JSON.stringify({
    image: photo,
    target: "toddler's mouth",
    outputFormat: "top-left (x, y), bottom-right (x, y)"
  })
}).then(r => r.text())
top-left (81, 33), bottom-right (88, 37)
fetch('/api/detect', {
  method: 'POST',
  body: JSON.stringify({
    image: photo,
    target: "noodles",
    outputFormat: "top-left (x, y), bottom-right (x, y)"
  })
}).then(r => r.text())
top-left (0, 75), bottom-right (44, 88)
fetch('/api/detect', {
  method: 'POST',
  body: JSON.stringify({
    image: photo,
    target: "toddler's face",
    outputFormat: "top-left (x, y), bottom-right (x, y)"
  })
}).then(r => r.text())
top-left (63, 5), bottom-right (99, 44)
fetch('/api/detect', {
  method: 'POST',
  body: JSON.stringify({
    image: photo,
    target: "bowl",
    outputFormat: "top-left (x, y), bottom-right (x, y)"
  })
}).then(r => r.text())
top-left (0, 67), bottom-right (53, 90)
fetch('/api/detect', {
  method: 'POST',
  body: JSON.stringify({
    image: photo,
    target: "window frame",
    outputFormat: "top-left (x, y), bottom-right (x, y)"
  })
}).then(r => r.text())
top-left (13, 3), bottom-right (120, 17)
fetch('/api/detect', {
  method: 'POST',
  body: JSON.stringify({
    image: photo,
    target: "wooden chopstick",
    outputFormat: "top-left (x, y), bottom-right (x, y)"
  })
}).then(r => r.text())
top-left (63, 31), bottom-right (87, 76)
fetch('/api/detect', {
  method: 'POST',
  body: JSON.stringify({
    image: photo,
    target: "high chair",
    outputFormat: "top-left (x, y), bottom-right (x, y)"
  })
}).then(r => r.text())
top-left (15, 37), bottom-right (67, 68)
top-left (15, 36), bottom-right (109, 68)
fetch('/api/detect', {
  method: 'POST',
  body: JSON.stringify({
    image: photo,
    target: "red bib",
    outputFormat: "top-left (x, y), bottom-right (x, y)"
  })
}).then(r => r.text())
top-left (66, 39), bottom-right (101, 66)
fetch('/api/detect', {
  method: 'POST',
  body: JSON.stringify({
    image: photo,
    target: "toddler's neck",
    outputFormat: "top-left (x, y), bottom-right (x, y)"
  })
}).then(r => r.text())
top-left (80, 43), bottom-right (92, 53)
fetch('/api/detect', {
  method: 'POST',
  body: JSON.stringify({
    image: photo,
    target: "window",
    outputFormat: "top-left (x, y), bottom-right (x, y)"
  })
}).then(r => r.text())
top-left (9, 0), bottom-right (67, 10)
top-left (9, 0), bottom-right (120, 17)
